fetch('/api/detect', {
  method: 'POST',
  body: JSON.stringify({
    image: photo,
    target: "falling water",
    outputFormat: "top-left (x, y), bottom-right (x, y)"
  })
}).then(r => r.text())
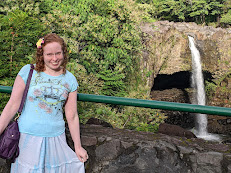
top-left (188, 36), bottom-right (220, 141)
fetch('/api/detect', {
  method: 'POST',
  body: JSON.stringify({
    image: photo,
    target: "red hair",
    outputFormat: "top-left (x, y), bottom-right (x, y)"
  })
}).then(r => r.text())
top-left (35, 33), bottom-right (68, 73)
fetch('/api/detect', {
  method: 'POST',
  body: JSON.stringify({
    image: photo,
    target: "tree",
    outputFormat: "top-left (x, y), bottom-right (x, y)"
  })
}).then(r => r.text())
top-left (0, 9), bottom-right (45, 85)
top-left (208, 0), bottom-right (224, 24)
top-left (220, 10), bottom-right (231, 26)
top-left (70, 0), bottom-right (142, 96)
top-left (149, 0), bottom-right (226, 24)
top-left (189, 0), bottom-right (210, 24)
top-left (220, 0), bottom-right (231, 26)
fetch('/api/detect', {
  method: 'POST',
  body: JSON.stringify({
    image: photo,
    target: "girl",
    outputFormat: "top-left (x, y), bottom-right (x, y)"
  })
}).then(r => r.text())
top-left (0, 33), bottom-right (88, 172)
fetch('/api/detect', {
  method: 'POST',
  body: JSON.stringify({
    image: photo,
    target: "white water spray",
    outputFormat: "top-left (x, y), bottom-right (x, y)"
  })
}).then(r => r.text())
top-left (188, 36), bottom-right (220, 141)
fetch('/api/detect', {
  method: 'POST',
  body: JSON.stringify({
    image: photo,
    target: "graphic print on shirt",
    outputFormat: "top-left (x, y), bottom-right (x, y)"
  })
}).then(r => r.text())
top-left (29, 74), bottom-right (70, 114)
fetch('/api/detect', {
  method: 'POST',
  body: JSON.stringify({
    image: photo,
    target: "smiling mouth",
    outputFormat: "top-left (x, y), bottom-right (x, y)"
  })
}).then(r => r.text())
top-left (51, 62), bottom-right (59, 65)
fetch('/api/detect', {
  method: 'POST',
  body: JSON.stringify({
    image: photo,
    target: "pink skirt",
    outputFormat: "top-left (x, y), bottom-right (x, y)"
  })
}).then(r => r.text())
top-left (11, 132), bottom-right (85, 173)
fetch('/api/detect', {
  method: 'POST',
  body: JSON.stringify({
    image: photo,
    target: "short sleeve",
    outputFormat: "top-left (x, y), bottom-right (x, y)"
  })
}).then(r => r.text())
top-left (67, 71), bottom-right (78, 92)
top-left (71, 77), bottom-right (78, 92)
top-left (18, 64), bottom-right (31, 84)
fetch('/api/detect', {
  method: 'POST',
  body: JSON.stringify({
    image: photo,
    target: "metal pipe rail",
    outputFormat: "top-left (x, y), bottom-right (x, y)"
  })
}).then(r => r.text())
top-left (1, 85), bottom-right (231, 117)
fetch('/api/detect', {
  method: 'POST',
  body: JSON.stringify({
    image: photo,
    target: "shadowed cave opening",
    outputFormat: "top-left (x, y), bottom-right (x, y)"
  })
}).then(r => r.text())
top-left (152, 71), bottom-right (191, 90)
top-left (150, 71), bottom-right (213, 128)
top-left (152, 70), bottom-right (213, 91)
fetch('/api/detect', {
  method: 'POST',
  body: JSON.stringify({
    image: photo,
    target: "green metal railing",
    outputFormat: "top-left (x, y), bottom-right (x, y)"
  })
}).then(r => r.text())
top-left (1, 85), bottom-right (231, 117)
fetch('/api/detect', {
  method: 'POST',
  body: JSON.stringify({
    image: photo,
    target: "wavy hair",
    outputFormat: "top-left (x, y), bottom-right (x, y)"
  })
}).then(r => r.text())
top-left (35, 33), bottom-right (68, 73)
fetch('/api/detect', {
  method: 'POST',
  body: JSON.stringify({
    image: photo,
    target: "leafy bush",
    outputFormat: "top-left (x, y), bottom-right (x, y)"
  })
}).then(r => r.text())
top-left (0, 0), bottom-right (166, 133)
top-left (220, 10), bottom-right (231, 26)
top-left (205, 81), bottom-right (217, 99)
top-left (0, 9), bottom-right (46, 84)
top-left (0, 94), bottom-right (10, 114)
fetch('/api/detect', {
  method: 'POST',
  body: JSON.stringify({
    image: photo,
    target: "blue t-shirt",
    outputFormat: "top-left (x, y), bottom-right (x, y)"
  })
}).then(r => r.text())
top-left (18, 64), bottom-right (78, 137)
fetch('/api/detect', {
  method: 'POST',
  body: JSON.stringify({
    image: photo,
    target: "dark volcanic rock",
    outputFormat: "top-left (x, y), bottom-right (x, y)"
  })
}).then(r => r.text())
top-left (81, 125), bottom-right (230, 173)
top-left (158, 123), bottom-right (197, 139)
top-left (1, 124), bottom-right (231, 173)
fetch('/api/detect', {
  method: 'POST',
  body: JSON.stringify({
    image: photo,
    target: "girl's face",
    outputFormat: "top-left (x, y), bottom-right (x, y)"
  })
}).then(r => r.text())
top-left (43, 42), bottom-right (64, 75)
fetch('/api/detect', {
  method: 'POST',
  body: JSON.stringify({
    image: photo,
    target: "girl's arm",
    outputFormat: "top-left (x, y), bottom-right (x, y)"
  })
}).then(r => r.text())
top-left (0, 75), bottom-right (25, 134)
top-left (65, 90), bottom-right (88, 163)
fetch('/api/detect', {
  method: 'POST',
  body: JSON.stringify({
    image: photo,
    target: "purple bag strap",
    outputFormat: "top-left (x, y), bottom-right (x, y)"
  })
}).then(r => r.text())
top-left (18, 64), bottom-right (34, 114)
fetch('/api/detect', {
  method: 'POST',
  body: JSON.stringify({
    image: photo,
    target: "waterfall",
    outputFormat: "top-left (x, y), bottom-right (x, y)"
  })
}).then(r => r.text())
top-left (188, 36), bottom-right (220, 141)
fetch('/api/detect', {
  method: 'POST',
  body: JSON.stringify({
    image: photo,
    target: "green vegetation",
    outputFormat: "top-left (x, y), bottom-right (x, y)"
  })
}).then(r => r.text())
top-left (136, 0), bottom-right (230, 26)
top-left (0, 0), bottom-right (230, 132)
top-left (205, 81), bottom-right (217, 99)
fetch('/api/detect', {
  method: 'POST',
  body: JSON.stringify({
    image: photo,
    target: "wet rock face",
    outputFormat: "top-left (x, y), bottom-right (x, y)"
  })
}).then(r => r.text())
top-left (158, 123), bottom-right (197, 139)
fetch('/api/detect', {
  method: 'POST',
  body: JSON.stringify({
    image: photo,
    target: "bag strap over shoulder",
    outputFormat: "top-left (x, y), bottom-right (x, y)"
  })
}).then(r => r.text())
top-left (17, 64), bottom-right (34, 116)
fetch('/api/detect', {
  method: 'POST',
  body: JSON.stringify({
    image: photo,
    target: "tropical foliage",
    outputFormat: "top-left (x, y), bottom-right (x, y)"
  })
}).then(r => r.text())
top-left (137, 0), bottom-right (230, 26)
top-left (0, 0), bottom-right (230, 132)
top-left (0, 0), bottom-right (164, 132)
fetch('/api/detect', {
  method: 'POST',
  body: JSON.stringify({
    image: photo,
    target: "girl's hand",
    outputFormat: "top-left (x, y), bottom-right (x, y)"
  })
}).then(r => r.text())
top-left (75, 146), bottom-right (88, 163)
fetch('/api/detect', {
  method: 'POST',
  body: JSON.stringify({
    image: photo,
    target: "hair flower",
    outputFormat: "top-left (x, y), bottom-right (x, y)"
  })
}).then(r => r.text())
top-left (36, 38), bottom-right (44, 48)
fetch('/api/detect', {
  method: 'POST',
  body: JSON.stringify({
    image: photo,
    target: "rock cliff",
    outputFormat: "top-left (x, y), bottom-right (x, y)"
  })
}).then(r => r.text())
top-left (140, 21), bottom-right (231, 134)
top-left (1, 125), bottom-right (230, 173)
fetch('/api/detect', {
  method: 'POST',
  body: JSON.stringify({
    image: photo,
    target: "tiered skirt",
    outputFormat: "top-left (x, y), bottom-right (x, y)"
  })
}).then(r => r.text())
top-left (11, 133), bottom-right (85, 173)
